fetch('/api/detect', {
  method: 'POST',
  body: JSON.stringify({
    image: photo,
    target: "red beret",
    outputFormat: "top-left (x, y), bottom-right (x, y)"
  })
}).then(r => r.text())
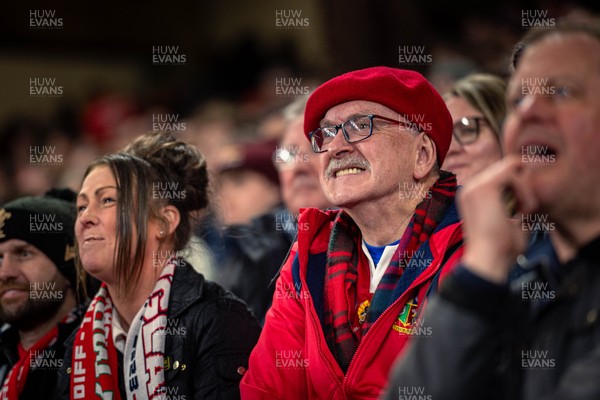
top-left (304, 66), bottom-right (452, 165)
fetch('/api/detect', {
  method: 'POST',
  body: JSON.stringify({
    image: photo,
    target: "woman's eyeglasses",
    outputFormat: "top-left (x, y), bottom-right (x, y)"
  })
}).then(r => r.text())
top-left (452, 116), bottom-right (489, 145)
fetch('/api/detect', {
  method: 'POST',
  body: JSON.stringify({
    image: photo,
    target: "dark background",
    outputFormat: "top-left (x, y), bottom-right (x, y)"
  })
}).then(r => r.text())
top-left (1, 0), bottom-right (598, 201)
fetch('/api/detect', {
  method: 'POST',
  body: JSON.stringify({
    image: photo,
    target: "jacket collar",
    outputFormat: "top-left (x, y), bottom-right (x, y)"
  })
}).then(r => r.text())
top-left (0, 325), bottom-right (19, 366)
top-left (507, 232), bottom-right (600, 295)
top-left (570, 234), bottom-right (600, 265)
top-left (509, 233), bottom-right (560, 291)
top-left (167, 260), bottom-right (206, 319)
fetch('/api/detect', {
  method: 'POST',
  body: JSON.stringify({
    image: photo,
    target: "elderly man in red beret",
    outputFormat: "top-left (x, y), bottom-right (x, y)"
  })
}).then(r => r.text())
top-left (240, 66), bottom-right (464, 399)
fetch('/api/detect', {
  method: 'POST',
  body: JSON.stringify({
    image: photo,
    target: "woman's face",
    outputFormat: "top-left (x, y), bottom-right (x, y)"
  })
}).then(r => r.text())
top-left (442, 96), bottom-right (503, 186)
top-left (75, 165), bottom-right (119, 284)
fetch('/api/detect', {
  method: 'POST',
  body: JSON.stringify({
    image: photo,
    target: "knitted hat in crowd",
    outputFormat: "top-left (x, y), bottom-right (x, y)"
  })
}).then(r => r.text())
top-left (304, 66), bottom-right (453, 165)
top-left (0, 188), bottom-right (77, 288)
top-left (217, 138), bottom-right (280, 186)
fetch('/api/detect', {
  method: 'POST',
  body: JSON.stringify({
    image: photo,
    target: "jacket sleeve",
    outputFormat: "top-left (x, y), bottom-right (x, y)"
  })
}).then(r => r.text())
top-left (537, 345), bottom-right (600, 400)
top-left (382, 265), bottom-right (508, 400)
top-left (384, 264), bottom-right (600, 400)
top-left (240, 245), bottom-right (309, 399)
top-left (192, 297), bottom-right (262, 400)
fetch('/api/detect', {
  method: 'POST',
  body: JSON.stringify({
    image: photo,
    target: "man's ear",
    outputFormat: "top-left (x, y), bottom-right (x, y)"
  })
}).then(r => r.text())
top-left (413, 133), bottom-right (437, 180)
top-left (160, 205), bottom-right (181, 237)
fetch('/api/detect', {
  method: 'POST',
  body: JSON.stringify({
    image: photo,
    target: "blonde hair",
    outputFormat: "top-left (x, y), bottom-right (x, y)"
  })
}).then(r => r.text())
top-left (445, 73), bottom-right (507, 139)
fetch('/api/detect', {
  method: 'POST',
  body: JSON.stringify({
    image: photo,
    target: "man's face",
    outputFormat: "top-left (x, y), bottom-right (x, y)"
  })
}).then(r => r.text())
top-left (0, 239), bottom-right (70, 329)
top-left (504, 33), bottom-right (600, 218)
top-left (317, 100), bottom-right (420, 209)
top-left (218, 169), bottom-right (281, 225)
top-left (278, 115), bottom-right (331, 214)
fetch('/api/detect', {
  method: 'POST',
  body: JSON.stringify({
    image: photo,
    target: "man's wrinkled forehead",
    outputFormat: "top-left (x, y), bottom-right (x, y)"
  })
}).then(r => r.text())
top-left (512, 32), bottom-right (600, 79)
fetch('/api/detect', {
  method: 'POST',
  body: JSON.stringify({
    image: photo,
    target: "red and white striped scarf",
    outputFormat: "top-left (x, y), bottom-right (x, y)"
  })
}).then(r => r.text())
top-left (70, 261), bottom-right (175, 400)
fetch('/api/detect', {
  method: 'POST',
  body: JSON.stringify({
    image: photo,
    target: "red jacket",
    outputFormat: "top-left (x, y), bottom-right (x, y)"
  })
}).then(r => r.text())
top-left (241, 207), bottom-right (463, 399)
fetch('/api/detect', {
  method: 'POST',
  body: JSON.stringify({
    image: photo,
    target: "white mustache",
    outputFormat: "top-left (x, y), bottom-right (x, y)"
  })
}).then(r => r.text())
top-left (325, 157), bottom-right (371, 178)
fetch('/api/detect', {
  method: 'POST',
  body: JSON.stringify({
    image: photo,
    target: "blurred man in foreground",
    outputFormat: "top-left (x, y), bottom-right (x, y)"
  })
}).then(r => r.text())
top-left (385, 18), bottom-right (600, 400)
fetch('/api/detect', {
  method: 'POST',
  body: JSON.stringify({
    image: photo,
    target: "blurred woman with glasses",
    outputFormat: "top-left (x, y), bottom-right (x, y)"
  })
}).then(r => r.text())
top-left (441, 73), bottom-right (507, 186)
top-left (441, 74), bottom-right (547, 247)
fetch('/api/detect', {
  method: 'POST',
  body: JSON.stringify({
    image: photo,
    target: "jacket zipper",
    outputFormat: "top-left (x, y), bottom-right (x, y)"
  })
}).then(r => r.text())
top-left (308, 299), bottom-right (345, 392)
top-left (297, 210), bottom-right (344, 397)
top-left (342, 223), bottom-right (461, 395)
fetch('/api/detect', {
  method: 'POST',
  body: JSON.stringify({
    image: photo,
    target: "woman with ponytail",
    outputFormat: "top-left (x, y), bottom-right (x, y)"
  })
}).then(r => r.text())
top-left (57, 131), bottom-right (260, 399)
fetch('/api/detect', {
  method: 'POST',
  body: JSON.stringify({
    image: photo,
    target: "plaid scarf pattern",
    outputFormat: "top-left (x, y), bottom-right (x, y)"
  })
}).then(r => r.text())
top-left (323, 172), bottom-right (457, 372)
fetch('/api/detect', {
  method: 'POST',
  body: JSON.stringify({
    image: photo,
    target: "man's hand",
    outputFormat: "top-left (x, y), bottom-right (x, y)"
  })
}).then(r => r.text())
top-left (458, 156), bottom-right (539, 284)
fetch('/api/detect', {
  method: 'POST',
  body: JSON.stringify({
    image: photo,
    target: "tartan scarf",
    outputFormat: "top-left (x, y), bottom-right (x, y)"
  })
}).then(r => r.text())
top-left (70, 260), bottom-right (175, 400)
top-left (323, 172), bottom-right (457, 373)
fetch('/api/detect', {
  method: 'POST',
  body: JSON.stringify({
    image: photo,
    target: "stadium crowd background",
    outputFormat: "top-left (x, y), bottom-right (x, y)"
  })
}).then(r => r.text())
top-left (1, 0), bottom-right (598, 206)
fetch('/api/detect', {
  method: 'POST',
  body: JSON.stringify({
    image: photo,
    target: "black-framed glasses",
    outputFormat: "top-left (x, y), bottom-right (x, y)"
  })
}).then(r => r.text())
top-left (308, 114), bottom-right (416, 153)
top-left (452, 116), bottom-right (488, 145)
